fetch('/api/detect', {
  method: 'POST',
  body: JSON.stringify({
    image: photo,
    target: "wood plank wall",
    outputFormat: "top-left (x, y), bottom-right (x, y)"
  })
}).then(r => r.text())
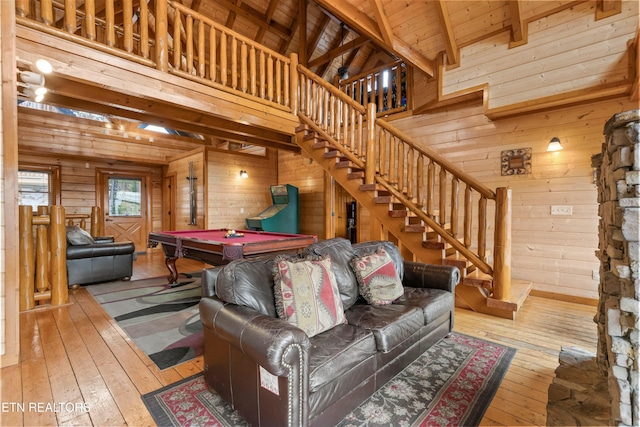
top-left (389, 96), bottom-right (638, 301)
top-left (278, 151), bottom-right (327, 238)
top-left (441, 1), bottom-right (637, 113)
top-left (205, 147), bottom-right (278, 230)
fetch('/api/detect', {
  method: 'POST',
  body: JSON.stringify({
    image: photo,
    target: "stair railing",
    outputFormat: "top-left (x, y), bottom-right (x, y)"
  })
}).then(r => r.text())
top-left (298, 64), bottom-right (512, 301)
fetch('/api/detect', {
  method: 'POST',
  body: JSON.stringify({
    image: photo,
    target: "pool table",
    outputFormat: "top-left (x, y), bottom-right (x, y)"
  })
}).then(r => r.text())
top-left (148, 228), bottom-right (318, 283)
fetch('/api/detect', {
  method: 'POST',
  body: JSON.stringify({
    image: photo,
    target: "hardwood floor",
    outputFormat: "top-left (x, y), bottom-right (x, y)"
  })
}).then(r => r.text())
top-left (0, 251), bottom-right (598, 426)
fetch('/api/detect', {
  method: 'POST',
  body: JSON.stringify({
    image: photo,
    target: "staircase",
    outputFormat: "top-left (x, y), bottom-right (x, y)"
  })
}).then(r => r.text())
top-left (295, 65), bottom-right (531, 320)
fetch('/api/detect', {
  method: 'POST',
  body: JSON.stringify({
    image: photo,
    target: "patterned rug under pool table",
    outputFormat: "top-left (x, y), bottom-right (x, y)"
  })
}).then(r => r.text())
top-left (142, 332), bottom-right (516, 426)
top-left (86, 273), bottom-right (203, 370)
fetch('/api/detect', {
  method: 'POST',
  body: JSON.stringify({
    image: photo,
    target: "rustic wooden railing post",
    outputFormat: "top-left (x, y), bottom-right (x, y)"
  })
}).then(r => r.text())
top-left (493, 187), bottom-right (512, 301)
top-left (290, 53), bottom-right (298, 115)
top-left (16, 0), bottom-right (29, 17)
top-left (35, 206), bottom-right (50, 297)
top-left (63, 0), bottom-right (76, 33)
top-left (91, 206), bottom-right (102, 237)
top-left (156, 0), bottom-right (168, 72)
top-left (84, 0), bottom-right (96, 40)
top-left (365, 103), bottom-right (377, 185)
top-left (19, 206), bottom-right (35, 311)
top-left (49, 205), bottom-right (68, 306)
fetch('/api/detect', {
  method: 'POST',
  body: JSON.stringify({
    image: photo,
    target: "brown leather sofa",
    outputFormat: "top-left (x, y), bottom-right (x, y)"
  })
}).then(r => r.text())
top-left (199, 238), bottom-right (460, 427)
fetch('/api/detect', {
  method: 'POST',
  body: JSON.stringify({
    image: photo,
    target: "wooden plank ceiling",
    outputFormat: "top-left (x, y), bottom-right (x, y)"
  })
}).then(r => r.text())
top-left (21, 0), bottom-right (602, 160)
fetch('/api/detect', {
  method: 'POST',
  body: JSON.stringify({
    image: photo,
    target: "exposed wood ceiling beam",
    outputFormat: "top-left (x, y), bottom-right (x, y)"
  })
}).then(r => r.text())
top-left (308, 35), bottom-right (368, 68)
top-left (216, 0), bottom-right (291, 39)
top-left (43, 77), bottom-right (297, 149)
top-left (299, 0), bottom-right (307, 65)
top-left (508, 0), bottom-right (527, 48)
top-left (307, 14), bottom-right (331, 60)
top-left (370, 0), bottom-right (393, 46)
top-left (315, 0), bottom-right (435, 76)
top-left (433, 0), bottom-right (459, 66)
top-left (596, 0), bottom-right (622, 19)
top-left (225, 0), bottom-right (242, 29)
top-left (255, 0), bottom-right (280, 43)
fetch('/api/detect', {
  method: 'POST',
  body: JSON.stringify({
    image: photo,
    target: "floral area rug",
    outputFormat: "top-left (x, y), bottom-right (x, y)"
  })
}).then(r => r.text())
top-left (142, 333), bottom-right (515, 426)
top-left (86, 273), bottom-right (203, 370)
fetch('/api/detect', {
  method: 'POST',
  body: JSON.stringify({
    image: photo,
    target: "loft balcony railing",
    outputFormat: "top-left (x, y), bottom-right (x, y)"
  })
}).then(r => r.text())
top-left (336, 60), bottom-right (408, 117)
top-left (15, 0), bottom-right (297, 112)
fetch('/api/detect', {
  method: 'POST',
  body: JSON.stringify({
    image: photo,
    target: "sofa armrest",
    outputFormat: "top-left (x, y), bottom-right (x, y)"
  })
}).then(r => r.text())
top-left (402, 261), bottom-right (460, 293)
top-left (200, 297), bottom-right (310, 376)
top-left (94, 236), bottom-right (115, 243)
top-left (66, 241), bottom-right (135, 260)
top-left (202, 266), bottom-right (223, 298)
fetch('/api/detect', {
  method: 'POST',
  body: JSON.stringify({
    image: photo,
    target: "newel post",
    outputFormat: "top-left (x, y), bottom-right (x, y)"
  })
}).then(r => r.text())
top-left (155, 0), bottom-right (169, 72)
top-left (19, 206), bottom-right (35, 311)
top-left (365, 103), bottom-right (377, 185)
top-left (49, 205), bottom-right (68, 306)
top-left (290, 53), bottom-right (299, 116)
top-left (493, 187), bottom-right (512, 301)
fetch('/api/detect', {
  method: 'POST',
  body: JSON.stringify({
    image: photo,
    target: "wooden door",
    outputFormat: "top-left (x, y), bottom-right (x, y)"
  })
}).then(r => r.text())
top-left (97, 169), bottom-right (152, 253)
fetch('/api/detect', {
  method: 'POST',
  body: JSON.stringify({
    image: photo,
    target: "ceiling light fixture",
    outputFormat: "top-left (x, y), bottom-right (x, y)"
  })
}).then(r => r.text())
top-left (547, 137), bottom-right (563, 152)
top-left (240, 170), bottom-right (248, 179)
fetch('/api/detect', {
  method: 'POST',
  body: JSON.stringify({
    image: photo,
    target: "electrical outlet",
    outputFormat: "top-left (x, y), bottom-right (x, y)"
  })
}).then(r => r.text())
top-left (551, 205), bottom-right (573, 215)
top-left (592, 269), bottom-right (600, 281)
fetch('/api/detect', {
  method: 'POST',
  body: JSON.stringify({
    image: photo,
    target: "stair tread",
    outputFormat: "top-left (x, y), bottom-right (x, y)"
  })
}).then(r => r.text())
top-left (486, 280), bottom-right (533, 312)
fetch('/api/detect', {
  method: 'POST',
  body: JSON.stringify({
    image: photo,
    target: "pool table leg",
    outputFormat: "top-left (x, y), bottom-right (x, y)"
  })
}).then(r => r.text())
top-left (165, 256), bottom-right (179, 284)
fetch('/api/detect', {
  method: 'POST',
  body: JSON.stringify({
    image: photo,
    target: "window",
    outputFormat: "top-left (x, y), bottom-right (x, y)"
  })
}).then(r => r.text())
top-left (18, 170), bottom-right (51, 210)
top-left (108, 178), bottom-right (142, 216)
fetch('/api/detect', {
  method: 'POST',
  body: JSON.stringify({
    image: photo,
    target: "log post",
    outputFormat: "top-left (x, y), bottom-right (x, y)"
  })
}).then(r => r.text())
top-left (35, 206), bottom-right (49, 298)
top-left (91, 206), bottom-right (102, 236)
top-left (365, 103), bottom-right (377, 185)
top-left (19, 206), bottom-right (35, 311)
top-left (155, 0), bottom-right (168, 72)
top-left (493, 187), bottom-right (512, 301)
top-left (49, 205), bottom-right (68, 306)
top-left (64, 0), bottom-right (76, 34)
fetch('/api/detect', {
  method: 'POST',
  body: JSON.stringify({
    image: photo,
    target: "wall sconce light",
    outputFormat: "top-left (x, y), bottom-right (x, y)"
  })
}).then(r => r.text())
top-left (240, 170), bottom-right (248, 179)
top-left (547, 137), bottom-right (563, 152)
top-left (32, 59), bottom-right (52, 74)
top-left (16, 58), bottom-right (52, 103)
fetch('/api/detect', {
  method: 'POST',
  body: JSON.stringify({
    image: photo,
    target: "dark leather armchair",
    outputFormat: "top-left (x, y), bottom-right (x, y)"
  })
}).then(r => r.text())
top-left (66, 225), bottom-right (135, 287)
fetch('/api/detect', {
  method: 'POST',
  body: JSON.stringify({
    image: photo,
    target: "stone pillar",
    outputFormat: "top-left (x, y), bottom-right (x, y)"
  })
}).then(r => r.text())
top-left (592, 109), bottom-right (639, 427)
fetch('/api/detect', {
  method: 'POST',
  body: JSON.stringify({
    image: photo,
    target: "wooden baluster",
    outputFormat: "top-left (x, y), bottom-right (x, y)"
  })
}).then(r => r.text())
top-left (365, 103), bottom-right (376, 185)
top-left (231, 37), bottom-right (238, 89)
top-left (155, 0), bottom-right (168, 72)
top-left (49, 206), bottom-right (68, 306)
top-left (478, 196), bottom-right (487, 261)
top-left (123, 0), bottom-right (133, 52)
top-left (41, 0), bottom-right (53, 25)
top-left (283, 58), bottom-right (290, 108)
top-left (389, 136), bottom-right (397, 185)
top-left (290, 53), bottom-right (298, 114)
top-left (342, 103), bottom-right (349, 146)
top-left (19, 206), bottom-right (35, 311)
top-left (267, 54), bottom-right (274, 101)
top-left (16, 0), bottom-right (29, 17)
top-left (64, 0), bottom-right (77, 33)
top-left (350, 107), bottom-right (357, 154)
top-left (398, 141), bottom-right (405, 192)
top-left (139, 0), bottom-right (149, 58)
top-left (416, 154), bottom-right (424, 207)
top-left (35, 209), bottom-right (49, 301)
top-left (379, 130), bottom-right (387, 177)
top-left (329, 94), bottom-right (336, 137)
top-left (259, 51), bottom-right (266, 99)
top-left (220, 32), bottom-right (227, 86)
top-left (209, 26), bottom-right (217, 81)
top-left (439, 168), bottom-right (447, 226)
top-left (186, 15), bottom-right (194, 74)
top-left (377, 72), bottom-right (383, 114)
top-left (493, 188), bottom-right (512, 301)
top-left (240, 41), bottom-right (248, 92)
top-left (250, 46), bottom-right (257, 95)
top-left (357, 110), bottom-right (363, 157)
top-left (316, 86), bottom-right (323, 127)
top-left (407, 149), bottom-right (414, 199)
top-left (427, 161), bottom-right (435, 215)
top-left (355, 81), bottom-right (361, 109)
top-left (464, 186), bottom-right (473, 247)
top-left (305, 77), bottom-right (311, 116)
top-left (450, 177), bottom-right (459, 237)
top-left (276, 59), bottom-right (282, 104)
top-left (385, 68), bottom-right (391, 111)
top-left (198, 20), bottom-right (205, 77)
top-left (395, 64), bottom-right (402, 109)
top-left (172, 9), bottom-right (181, 69)
top-left (322, 88), bottom-right (329, 130)
top-left (84, 0), bottom-right (96, 40)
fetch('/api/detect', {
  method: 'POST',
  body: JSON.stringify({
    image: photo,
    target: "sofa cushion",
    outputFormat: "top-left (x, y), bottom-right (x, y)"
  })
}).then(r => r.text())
top-left (301, 238), bottom-right (359, 309)
top-left (215, 256), bottom-right (277, 317)
top-left (344, 304), bottom-right (423, 353)
top-left (273, 255), bottom-right (346, 338)
top-left (395, 287), bottom-right (455, 325)
top-left (66, 225), bottom-right (96, 246)
top-left (350, 247), bottom-right (404, 306)
top-left (307, 323), bottom-right (376, 393)
top-left (352, 240), bottom-right (404, 281)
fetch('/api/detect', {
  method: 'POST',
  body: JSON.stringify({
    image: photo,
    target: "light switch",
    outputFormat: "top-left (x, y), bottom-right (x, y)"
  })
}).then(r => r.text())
top-left (551, 205), bottom-right (572, 215)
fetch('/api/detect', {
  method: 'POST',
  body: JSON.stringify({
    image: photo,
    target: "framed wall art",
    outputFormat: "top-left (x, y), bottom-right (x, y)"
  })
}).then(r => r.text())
top-left (501, 148), bottom-right (532, 176)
